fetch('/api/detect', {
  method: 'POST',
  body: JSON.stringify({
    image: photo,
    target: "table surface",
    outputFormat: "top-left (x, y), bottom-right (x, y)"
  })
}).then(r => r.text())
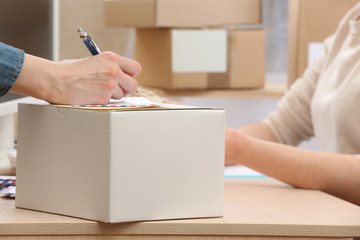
top-left (1, 178), bottom-right (360, 238)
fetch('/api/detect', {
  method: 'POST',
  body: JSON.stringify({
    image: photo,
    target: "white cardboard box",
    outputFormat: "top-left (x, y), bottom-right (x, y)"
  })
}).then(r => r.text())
top-left (15, 103), bottom-right (225, 223)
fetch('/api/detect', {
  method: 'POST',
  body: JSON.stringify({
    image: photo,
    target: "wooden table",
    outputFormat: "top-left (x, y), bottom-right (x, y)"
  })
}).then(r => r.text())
top-left (1, 178), bottom-right (360, 240)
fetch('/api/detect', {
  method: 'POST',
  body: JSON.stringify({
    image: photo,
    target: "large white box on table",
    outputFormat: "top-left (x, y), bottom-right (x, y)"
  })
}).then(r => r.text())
top-left (15, 103), bottom-right (225, 223)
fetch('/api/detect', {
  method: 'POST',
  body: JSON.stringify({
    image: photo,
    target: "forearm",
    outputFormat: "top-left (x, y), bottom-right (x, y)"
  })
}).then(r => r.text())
top-left (10, 54), bottom-right (57, 100)
top-left (238, 122), bottom-right (278, 142)
top-left (10, 52), bottom-right (140, 104)
top-left (229, 129), bottom-right (360, 205)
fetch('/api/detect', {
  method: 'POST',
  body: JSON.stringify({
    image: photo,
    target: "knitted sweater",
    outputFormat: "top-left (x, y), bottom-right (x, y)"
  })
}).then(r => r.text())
top-left (264, 3), bottom-right (360, 154)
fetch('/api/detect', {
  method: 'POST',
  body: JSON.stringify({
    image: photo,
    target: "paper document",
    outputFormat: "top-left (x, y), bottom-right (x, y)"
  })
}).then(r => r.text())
top-left (0, 175), bottom-right (16, 198)
top-left (51, 97), bottom-right (160, 111)
top-left (51, 97), bottom-right (214, 111)
top-left (224, 165), bottom-right (267, 178)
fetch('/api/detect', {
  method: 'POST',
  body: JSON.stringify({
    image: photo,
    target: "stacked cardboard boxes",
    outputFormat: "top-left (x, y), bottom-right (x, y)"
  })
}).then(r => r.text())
top-left (105, 0), bottom-right (265, 89)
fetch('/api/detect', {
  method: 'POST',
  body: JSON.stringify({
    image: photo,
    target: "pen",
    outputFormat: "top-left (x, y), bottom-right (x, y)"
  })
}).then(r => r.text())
top-left (78, 27), bottom-right (101, 55)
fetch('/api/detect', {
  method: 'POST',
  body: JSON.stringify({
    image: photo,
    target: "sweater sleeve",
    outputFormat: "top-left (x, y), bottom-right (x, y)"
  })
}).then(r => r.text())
top-left (0, 42), bottom-right (25, 97)
top-left (263, 35), bottom-right (335, 146)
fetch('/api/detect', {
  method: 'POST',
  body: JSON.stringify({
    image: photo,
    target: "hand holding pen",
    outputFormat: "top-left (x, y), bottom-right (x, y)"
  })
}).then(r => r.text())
top-left (43, 28), bottom-right (141, 104)
top-left (8, 28), bottom-right (141, 105)
top-left (38, 27), bottom-right (141, 105)
top-left (54, 27), bottom-right (141, 104)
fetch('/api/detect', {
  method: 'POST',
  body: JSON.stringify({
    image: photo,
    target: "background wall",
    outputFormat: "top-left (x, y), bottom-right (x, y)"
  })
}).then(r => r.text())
top-left (0, 0), bottom-right (52, 102)
top-left (58, 0), bottom-right (130, 60)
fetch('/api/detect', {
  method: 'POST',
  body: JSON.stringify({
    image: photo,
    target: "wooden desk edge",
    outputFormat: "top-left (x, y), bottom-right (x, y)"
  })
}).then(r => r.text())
top-left (1, 220), bottom-right (360, 237)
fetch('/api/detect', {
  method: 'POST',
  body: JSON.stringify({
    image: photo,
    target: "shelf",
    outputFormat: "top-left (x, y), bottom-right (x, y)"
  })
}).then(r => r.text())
top-left (153, 83), bottom-right (287, 99)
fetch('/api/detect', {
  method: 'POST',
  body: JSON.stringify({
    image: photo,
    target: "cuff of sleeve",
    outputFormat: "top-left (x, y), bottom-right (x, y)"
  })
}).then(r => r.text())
top-left (0, 45), bottom-right (25, 97)
top-left (262, 117), bottom-right (283, 143)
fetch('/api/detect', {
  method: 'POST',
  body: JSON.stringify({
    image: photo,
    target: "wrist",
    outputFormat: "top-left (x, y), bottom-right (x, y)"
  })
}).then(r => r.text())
top-left (42, 61), bottom-right (66, 103)
top-left (226, 128), bottom-right (253, 165)
top-left (12, 54), bottom-right (59, 102)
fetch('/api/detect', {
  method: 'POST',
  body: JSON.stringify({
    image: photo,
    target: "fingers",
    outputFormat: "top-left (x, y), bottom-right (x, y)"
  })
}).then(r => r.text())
top-left (102, 63), bottom-right (138, 98)
top-left (110, 72), bottom-right (139, 99)
top-left (94, 52), bottom-right (140, 98)
top-left (100, 52), bottom-right (142, 77)
top-left (61, 52), bottom-right (141, 103)
top-left (119, 57), bottom-right (142, 77)
top-left (116, 71), bottom-right (139, 96)
top-left (111, 85), bottom-right (125, 100)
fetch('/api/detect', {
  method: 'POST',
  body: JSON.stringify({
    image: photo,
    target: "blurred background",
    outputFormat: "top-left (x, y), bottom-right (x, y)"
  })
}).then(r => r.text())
top-left (1, 0), bottom-right (357, 150)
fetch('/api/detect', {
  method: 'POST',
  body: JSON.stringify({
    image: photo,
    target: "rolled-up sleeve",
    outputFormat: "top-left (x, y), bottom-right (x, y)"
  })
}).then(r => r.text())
top-left (0, 42), bottom-right (25, 97)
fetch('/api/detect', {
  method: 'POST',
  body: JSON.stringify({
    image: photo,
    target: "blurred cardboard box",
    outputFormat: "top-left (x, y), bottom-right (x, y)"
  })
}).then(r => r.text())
top-left (104, 0), bottom-right (262, 28)
top-left (135, 29), bottom-right (227, 89)
top-left (135, 28), bottom-right (265, 89)
top-left (16, 102), bottom-right (225, 223)
top-left (288, 0), bottom-right (359, 86)
top-left (208, 29), bottom-right (265, 89)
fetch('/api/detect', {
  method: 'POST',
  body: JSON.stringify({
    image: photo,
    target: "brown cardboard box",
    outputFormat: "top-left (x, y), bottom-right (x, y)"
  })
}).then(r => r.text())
top-left (104, 0), bottom-right (262, 28)
top-left (208, 29), bottom-right (265, 89)
top-left (135, 28), bottom-right (266, 89)
top-left (134, 29), bottom-right (222, 89)
top-left (288, 0), bottom-right (359, 86)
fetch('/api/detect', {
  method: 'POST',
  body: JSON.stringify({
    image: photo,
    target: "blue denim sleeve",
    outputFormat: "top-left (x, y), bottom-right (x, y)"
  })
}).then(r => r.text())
top-left (0, 42), bottom-right (25, 97)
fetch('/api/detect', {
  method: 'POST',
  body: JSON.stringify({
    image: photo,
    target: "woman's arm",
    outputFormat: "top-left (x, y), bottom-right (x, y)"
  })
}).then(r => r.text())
top-left (237, 122), bottom-right (278, 142)
top-left (10, 52), bottom-right (141, 105)
top-left (225, 127), bottom-right (360, 205)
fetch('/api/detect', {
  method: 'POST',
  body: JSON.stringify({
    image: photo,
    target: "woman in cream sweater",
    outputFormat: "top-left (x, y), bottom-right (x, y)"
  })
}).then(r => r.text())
top-left (226, 3), bottom-right (360, 205)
